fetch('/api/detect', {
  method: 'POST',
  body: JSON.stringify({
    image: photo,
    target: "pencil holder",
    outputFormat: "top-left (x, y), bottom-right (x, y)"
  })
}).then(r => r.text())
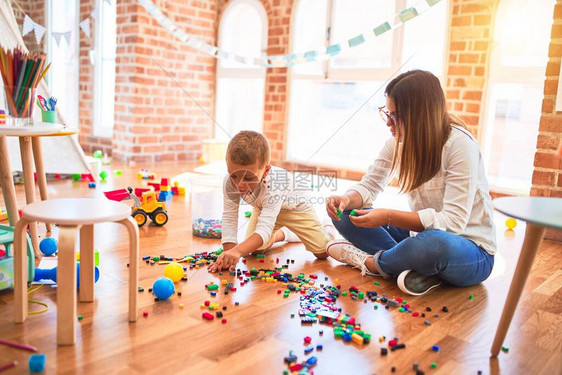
top-left (2, 86), bottom-right (35, 126)
top-left (41, 110), bottom-right (56, 123)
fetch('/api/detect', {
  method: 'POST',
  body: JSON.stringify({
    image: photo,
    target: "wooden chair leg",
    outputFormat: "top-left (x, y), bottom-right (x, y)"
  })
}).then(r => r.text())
top-left (14, 218), bottom-right (31, 323)
top-left (57, 225), bottom-right (80, 345)
top-left (19, 136), bottom-right (40, 258)
top-left (31, 137), bottom-right (51, 232)
top-left (79, 224), bottom-right (95, 302)
top-left (119, 217), bottom-right (138, 322)
top-left (491, 223), bottom-right (546, 356)
top-left (0, 135), bottom-right (19, 227)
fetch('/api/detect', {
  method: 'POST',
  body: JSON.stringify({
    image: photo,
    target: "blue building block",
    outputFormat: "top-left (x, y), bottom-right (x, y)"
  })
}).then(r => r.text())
top-left (29, 354), bottom-right (46, 372)
top-left (305, 356), bottom-right (318, 368)
top-left (88, 182), bottom-right (96, 188)
top-left (158, 190), bottom-right (173, 201)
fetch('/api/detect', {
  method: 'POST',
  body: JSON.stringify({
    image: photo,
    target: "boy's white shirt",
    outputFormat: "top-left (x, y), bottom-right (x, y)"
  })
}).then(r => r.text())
top-left (221, 166), bottom-right (312, 246)
top-left (347, 126), bottom-right (497, 254)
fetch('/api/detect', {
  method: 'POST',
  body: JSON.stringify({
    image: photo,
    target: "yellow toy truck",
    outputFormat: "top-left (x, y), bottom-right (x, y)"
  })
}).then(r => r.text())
top-left (104, 187), bottom-right (168, 227)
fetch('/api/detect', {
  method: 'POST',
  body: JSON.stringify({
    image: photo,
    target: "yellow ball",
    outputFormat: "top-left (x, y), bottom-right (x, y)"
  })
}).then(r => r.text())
top-left (164, 262), bottom-right (184, 283)
top-left (505, 218), bottom-right (517, 230)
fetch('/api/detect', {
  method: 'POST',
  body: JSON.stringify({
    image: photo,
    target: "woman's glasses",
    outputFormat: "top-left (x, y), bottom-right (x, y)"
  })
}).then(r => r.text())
top-left (378, 106), bottom-right (397, 126)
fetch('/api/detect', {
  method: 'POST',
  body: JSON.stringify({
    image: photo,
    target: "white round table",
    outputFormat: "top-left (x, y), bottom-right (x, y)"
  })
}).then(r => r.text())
top-left (491, 196), bottom-right (562, 356)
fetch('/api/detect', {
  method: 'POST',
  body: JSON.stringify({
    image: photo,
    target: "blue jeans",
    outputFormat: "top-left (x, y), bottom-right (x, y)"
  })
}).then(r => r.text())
top-left (332, 211), bottom-right (494, 287)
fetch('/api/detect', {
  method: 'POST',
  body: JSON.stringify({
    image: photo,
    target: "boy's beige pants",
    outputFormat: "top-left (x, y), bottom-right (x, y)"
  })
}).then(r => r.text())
top-left (245, 208), bottom-right (331, 254)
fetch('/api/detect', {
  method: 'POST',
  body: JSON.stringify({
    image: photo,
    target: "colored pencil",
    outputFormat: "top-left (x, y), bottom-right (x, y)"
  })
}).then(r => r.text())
top-left (0, 361), bottom-right (18, 372)
top-left (0, 47), bottom-right (47, 118)
top-left (0, 339), bottom-right (37, 352)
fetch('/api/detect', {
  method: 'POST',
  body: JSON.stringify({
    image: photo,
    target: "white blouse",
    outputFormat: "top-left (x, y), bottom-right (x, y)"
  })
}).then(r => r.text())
top-left (347, 126), bottom-right (497, 254)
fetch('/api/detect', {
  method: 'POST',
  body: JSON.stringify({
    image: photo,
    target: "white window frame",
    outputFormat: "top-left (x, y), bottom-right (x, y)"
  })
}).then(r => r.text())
top-left (93, 0), bottom-right (116, 138)
top-left (286, 0), bottom-right (449, 169)
top-left (214, 0), bottom-right (268, 139)
top-left (480, 0), bottom-right (555, 195)
top-left (46, 0), bottom-right (80, 126)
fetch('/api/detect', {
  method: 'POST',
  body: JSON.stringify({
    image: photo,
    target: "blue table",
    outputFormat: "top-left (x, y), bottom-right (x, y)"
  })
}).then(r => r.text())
top-left (491, 197), bottom-right (562, 356)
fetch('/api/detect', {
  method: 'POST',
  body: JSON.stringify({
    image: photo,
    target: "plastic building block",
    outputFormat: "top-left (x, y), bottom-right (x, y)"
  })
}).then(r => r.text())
top-left (88, 182), bottom-right (96, 188)
top-left (304, 346), bottom-right (314, 354)
top-left (390, 343), bottom-right (406, 351)
top-left (77, 315), bottom-right (83, 321)
top-left (221, 319), bottom-right (227, 324)
top-left (202, 312), bottom-right (214, 320)
top-left (501, 346), bottom-right (509, 352)
top-left (305, 356), bottom-right (317, 367)
top-left (304, 336), bottom-right (312, 343)
top-left (380, 348), bottom-right (388, 355)
top-left (28, 354), bottom-right (46, 373)
top-left (442, 306), bottom-right (448, 312)
top-left (432, 345), bottom-right (439, 352)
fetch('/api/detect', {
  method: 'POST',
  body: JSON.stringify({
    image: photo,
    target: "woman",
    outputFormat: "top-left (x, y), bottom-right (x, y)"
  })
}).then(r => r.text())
top-left (325, 70), bottom-right (496, 296)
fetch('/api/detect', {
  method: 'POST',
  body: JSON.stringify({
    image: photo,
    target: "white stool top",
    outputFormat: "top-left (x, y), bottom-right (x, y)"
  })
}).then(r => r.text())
top-left (22, 198), bottom-right (132, 225)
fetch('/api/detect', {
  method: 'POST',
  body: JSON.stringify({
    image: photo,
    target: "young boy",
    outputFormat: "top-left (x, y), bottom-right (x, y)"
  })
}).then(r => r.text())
top-left (208, 130), bottom-right (331, 273)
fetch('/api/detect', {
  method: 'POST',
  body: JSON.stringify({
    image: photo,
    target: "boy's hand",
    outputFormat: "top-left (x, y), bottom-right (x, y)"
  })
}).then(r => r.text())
top-left (208, 249), bottom-right (241, 273)
top-left (326, 195), bottom-right (350, 220)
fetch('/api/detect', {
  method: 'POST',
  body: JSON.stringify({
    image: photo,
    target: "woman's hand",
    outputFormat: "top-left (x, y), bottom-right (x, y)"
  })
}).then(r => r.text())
top-left (208, 249), bottom-right (241, 273)
top-left (349, 208), bottom-right (388, 228)
top-left (326, 195), bottom-right (351, 220)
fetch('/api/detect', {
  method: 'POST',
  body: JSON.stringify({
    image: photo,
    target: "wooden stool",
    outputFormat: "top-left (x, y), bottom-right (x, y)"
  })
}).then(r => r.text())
top-left (13, 198), bottom-right (139, 345)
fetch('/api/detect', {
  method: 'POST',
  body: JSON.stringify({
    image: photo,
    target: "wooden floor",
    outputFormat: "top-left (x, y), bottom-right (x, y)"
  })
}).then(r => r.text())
top-left (0, 161), bottom-right (561, 375)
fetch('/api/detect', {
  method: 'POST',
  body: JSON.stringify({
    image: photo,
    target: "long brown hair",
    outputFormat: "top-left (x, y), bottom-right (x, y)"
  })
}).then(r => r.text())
top-left (386, 70), bottom-right (466, 192)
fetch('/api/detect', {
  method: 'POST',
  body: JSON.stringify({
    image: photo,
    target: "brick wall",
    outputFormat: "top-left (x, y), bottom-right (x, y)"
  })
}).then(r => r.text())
top-left (445, 0), bottom-right (498, 139)
top-left (534, 0), bottom-right (562, 241)
top-left (532, 0), bottom-right (562, 199)
top-left (79, 0), bottom-right (217, 162)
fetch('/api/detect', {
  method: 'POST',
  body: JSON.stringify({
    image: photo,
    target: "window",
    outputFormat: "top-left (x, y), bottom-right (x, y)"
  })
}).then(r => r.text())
top-left (482, 0), bottom-right (555, 194)
top-left (215, 0), bottom-right (267, 142)
top-left (287, 0), bottom-right (448, 170)
top-left (47, 0), bottom-right (79, 126)
top-left (93, 0), bottom-right (116, 137)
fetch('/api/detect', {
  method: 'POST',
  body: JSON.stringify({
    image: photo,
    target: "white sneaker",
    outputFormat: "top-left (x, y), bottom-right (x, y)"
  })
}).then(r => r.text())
top-left (281, 227), bottom-right (301, 243)
top-left (397, 270), bottom-right (442, 296)
top-left (326, 240), bottom-right (380, 276)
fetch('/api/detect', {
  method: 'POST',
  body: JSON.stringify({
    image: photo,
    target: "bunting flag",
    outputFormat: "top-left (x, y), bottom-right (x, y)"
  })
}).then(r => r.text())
top-left (80, 18), bottom-right (91, 38)
top-left (18, 5), bottom-right (103, 46)
top-left (52, 31), bottom-right (63, 46)
top-left (138, 0), bottom-right (442, 67)
top-left (63, 31), bottom-right (71, 45)
top-left (22, 14), bottom-right (34, 36)
top-left (33, 22), bottom-right (46, 44)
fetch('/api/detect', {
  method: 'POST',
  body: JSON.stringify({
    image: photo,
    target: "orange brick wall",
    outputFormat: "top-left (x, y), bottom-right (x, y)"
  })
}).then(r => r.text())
top-left (532, 0), bottom-right (562, 199)
top-left (78, 0), bottom-right (217, 162)
top-left (445, 0), bottom-right (498, 139)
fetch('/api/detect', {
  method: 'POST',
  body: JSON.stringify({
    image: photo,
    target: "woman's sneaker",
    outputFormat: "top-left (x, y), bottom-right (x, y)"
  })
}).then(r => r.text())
top-left (326, 240), bottom-right (380, 276)
top-left (397, 270), bottom-right (442, 296)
